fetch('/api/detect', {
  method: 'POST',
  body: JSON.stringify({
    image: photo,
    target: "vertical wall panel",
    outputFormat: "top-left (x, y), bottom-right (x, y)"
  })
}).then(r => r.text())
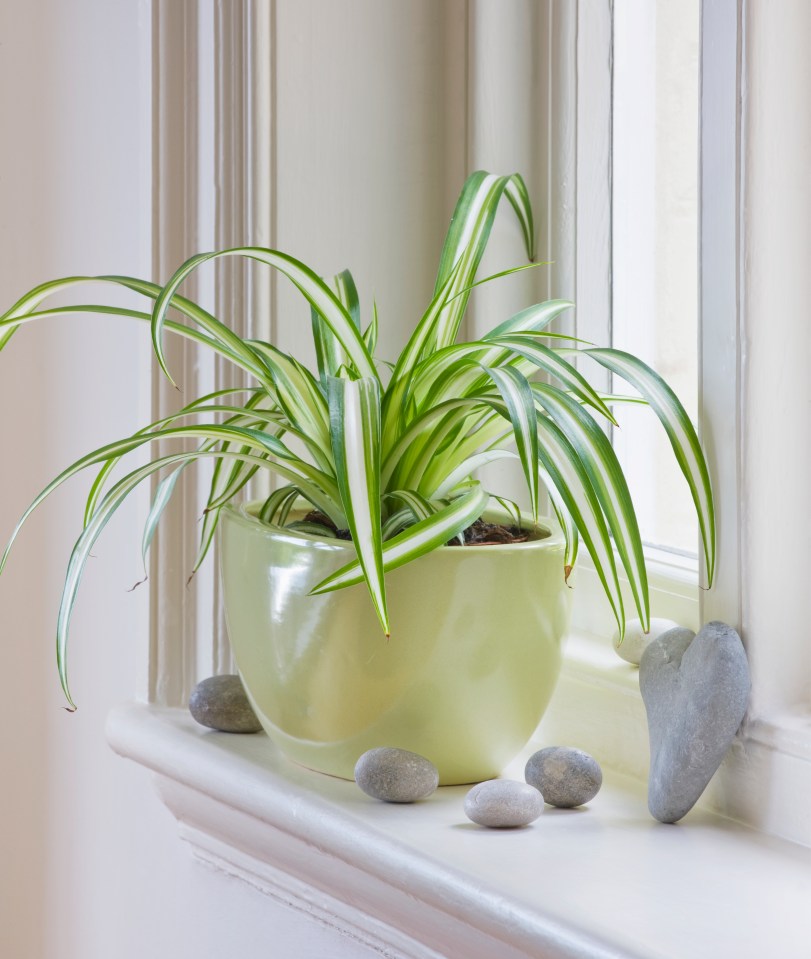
top-left (272, 0), bottom-right (468, 365)
top-left (468, 0), bottom-right (542, 335)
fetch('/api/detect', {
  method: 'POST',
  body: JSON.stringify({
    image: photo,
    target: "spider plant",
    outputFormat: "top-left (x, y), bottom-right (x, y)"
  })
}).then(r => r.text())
top-left (0, 171), bottom-right (715, 709)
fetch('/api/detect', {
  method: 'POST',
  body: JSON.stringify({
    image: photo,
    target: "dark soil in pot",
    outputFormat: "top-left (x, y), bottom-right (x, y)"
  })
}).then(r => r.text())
top-left (301, 510), bottom-right (534, 547)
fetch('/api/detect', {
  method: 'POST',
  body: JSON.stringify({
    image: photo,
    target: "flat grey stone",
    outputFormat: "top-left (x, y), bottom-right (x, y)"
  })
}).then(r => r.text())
top-left (612, 617), bottom-right (681, 666)
top-left (188, 674), bottom-right (263, 734)
top-left (640, 622), bottom-right (750, 823)
top-left (525, 746), bottom-right (602, 807)
top-left (354, 748), bottom-right (439, 803)
top-left (464, 780), bottom-right (544, 828)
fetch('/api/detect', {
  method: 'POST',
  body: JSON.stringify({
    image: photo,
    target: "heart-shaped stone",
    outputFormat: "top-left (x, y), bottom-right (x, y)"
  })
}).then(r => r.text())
top-left (639, 621), bottom-right (750, 823)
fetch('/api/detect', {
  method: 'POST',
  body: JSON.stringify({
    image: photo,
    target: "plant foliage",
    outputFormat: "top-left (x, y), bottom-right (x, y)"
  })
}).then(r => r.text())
top-left (0, 171), bottom-right (715, 707)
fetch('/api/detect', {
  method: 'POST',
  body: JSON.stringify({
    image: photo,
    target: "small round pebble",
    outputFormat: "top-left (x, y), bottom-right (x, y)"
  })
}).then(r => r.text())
top-left (525, 746), bottom-right (602, 808)
top-left (612, 617), bottom-right (680, 666)
top-left (464, 780), bottom-right (544, 828)
top-left (188, 674), bottom-right (263, 733)
top-left (354, 747), bottom-right (439, 803)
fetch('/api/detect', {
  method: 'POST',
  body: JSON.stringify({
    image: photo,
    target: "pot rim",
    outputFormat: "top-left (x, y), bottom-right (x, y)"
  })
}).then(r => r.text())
top-left (222, 500), bottom-right (566, 554)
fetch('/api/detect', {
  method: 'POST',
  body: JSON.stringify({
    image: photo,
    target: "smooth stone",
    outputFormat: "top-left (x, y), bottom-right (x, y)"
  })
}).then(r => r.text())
top-left (612, 617), bottom-right (681, 666)
top-left (464, 779), bottom-right (544, 828)
top-left (354, 747), bottom-right (439, 803)
top-left (188, 674), bottom-right (263, 733)
top-left (525, 746), bottom-right (602, 807)
top-left (640, 621), bottom-right (750, 823)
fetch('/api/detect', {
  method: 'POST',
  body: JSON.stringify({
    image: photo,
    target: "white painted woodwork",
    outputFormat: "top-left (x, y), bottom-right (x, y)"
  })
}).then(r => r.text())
top-left (573, 0), bottom-right (613, 378)
top-left (563, 0), bottom-right (811, 847)
top-left (699, 2), bottom-right (744, 645)
top-left (737, 0), bottom-right (811, 718)
top-left (109, 703), bottom-right (811, 959)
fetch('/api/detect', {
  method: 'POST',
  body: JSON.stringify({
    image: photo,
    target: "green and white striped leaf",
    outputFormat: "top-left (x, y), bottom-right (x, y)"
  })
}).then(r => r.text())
top-left (285, 520), bottom-right (338, 538)
top-left (248, 341), bottom-right (333, 471)
top-left (539, 466), bottom-right (579, 574)
top-left (152, 248), bottom-right (377, 386)
top-left (141, 466), bottom-right (185, 567)
top-left (381, 397), bottom-right (475, 488)
top-left (84, 388), bottom-right (270, 524)
top-left (585, 348), bottom-right (716, 584)
top-left (328, 376), bottom-right (387, 633)
top-left (430, 172), bottom-right (535, 354)
top-left (311, 269), bottom-right (361, 385)
top-left (0, 423), bottom-right (340, 576)
top-left (433, 449), bottom-right (517, 499)
top-left (491, 495), bottom-right (523, 529)
top-left (416, 414), bottom-right (509, 497)
top-left (381, 508), bottom-right (417, 540)
top-left (363, 300), bottom-right (379, 355)
top-left (190, 507), bottom-right (222, 577)
top-left (488, 335), bottom-right (616, 423)
top-left (533, 383), bottom-right (649, 628)
top-left (381, 258), bottom-right (466, 453)
top-left (408, 301), bottom-right (578, 412)
top-left (435, 172), bottom-right (534, 291)
top-left (384, 489), bottom-right (435, 522)
top-left (53, 448), bottom-right (293, 708)
top-left (0, 303), bottom-right (269, 389)
top-left (259, 486), bottom-right (300, 525)
top-left (311, 483), bottom-right (489, 595)
top-left (480, 365), bottom-right (540, 520)
top-left (533, 413), bottom-right (625, 633)
top-left (381, 490), bottom-right (437, 540)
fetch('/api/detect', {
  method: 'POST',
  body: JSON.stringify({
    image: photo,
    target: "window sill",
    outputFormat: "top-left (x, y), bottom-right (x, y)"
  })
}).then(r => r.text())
top-left (108, 702), bottom-right (811, 959)
top-left (548, 630), bottom-right (811, 848)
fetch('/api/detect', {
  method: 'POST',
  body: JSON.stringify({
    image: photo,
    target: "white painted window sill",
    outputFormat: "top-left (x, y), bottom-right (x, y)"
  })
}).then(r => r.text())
top-left (107, 702), bottom-right (811, 959)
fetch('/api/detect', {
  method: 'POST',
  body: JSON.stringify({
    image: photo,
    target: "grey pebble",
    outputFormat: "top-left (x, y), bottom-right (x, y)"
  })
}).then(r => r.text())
top-left (354, 747), bottom-right (439, 803)
top-left (640, 621), bottom-right (750, 823)
top-left (525, 747), bottom-right (602, 808)
top-left (464, 779), bottom-right (544, 828)
top-left (188, 674), bottom-right (263, 733)
top-left (612, 617), bottom-right (681, 666)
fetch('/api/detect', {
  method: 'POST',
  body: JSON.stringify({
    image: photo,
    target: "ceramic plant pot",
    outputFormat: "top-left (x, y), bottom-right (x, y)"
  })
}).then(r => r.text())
top-left (219, 502), bottom-right (571, 785)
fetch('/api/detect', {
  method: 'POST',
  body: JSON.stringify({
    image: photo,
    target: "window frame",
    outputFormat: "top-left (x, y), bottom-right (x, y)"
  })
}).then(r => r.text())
top-left (560, 0), bottom-right (811, 847)
top-left (570, 0), bottom-right (703, 636)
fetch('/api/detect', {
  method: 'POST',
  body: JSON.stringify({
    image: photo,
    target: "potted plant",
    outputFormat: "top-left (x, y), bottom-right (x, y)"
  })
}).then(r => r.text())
top-left (0, 171), bottom-right (714, 783)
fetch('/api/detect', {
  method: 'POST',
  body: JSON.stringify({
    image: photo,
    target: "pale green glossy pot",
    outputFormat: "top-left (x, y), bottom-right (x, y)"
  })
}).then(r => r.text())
top-left (220, 503), bottom-right (571, 785)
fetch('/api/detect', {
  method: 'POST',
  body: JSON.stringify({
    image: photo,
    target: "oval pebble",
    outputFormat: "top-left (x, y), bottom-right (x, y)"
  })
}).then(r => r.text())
top-left (464, 779), bottom-right (544, 828)
top-left (188, 674), bottom-right (263, 733)
top-left (525, 746), bottom-right (602, 808)
top-left (354, 747), bottom-right (439, 803)
top-left (612, 617), bottom-right (680, 666)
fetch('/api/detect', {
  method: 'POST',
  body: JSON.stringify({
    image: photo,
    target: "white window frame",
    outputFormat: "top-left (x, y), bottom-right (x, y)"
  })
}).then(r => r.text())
top-left (559, 0), bottom-right (811, 847)
top-left (142, 0), bottom-right (811, 848)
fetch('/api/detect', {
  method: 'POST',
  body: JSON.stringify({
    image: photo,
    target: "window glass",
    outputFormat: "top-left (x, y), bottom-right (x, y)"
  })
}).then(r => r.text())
top-left (612, 0), bottom-right (700, 556)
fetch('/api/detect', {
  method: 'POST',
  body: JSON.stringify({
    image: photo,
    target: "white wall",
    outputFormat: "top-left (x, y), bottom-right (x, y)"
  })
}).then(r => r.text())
top-left (0, 2), bottom-right (377, 957)
top-left (0, 3), bottom-right (455, 957)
